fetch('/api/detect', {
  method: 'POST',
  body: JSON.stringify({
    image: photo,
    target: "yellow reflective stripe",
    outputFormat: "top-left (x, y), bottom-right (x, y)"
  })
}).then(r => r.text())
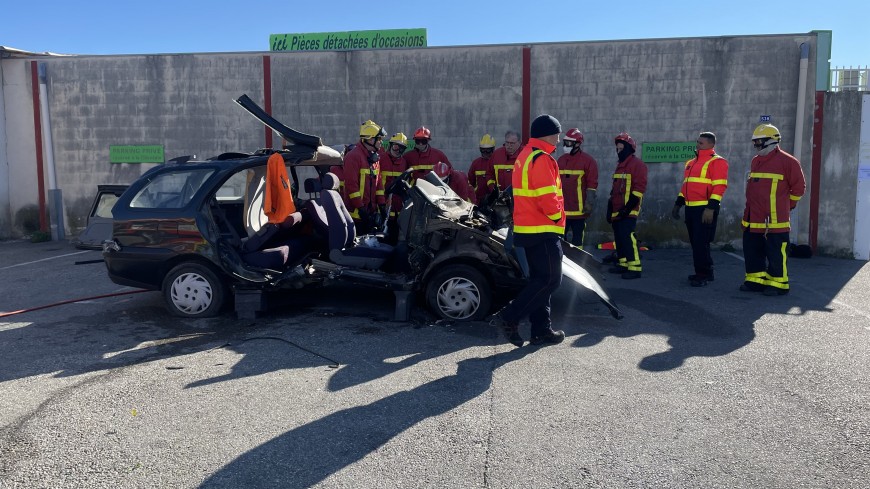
top-left (682, 155), bottom-right (721, 181)
top-left (711, 179), bottom-right (728, 186)
top-left (790, 194), bottom-right (801, 201)
top-left (381, 170), bottom-right (403, 177)
top-left (631, 191), bottom-right (643, 198)
top-left (514, 185), bottom-right (558, 197)
top-left (519, 150), bottom-right (545, 192)
top-left (686, 201), bottom-right (708, 206)
top-left (770, 178), bottom-right (779, 223)
top-left (560, 169), bottom-right (586, 210)
top-left (559, 169), bottom-right (585, 175)
top-left (376, 190), bottom-right (385, 196)
top-left (487, 178), bottom-right (496, 186)
top-left (745, 274), bottom-right (766, 285)
top-left (749, 172), bottom-right (784, 181)
top-left (546, 212), bottom-right (562, 220)
top-left (348, 191), bottom-right (362, 198)
top-left (565, 210), bottom-right (584, 216)
top-left (742, 221), bottom-right (791, 229)
top-left (493, 164), bottom-right (513, 170)
top-left (514, 224), bottom-right (565, 234)
top-left (614, 173), bottom-right (633, 204)
top-left (413, 164), bottom-right (434, 170)
top-left (474, 170), bottom-right (487, 175)
top-left (686, 177), bottom-right (712, 183)
top-left (710, 195), bottom-right (723, 201)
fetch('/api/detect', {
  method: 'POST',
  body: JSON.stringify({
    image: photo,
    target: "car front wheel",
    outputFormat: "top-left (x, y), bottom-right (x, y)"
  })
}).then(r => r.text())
top-left (162, 262), bottom-right (226, 318)
top-left (425, 264), bottom-right (492, 321)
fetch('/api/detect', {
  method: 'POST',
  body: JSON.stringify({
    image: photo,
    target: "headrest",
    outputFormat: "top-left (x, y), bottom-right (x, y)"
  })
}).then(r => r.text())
top-left (322, 172), bottom-right (340, 191)
top-left (304, 178), bottom-right (322, 193)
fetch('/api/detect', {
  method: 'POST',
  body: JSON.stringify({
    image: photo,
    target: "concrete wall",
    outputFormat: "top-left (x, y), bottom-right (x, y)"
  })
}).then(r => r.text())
top-left (0, 60), bottom-right (9, 238)
top-left (4, 33), bottom-right (859, 257)
top-left (818, 91), bottom-right (863, 256)
top-left (2, 60), bottom-right (41, 238)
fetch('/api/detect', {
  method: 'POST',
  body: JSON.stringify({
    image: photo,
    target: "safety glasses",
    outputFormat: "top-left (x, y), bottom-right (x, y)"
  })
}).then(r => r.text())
top-left (414, 139), bottom-right (429, 145)
top-left (480, 148), bottom-right (494, 155)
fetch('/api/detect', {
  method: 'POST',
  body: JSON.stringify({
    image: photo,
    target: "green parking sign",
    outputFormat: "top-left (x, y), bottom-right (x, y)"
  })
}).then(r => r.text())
top-left (110, 145), bottom-right (165, 164)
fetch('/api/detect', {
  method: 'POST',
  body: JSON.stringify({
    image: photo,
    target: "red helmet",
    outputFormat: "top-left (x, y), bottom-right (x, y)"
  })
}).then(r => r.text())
top-left (564, 128), bottom-right (584, 145)
top-left (433, 161), bottom-right (450, 179)
top-left (614, 132), bottom-right (637, 151)
top-left (414, 126), bottom-right (431, 140)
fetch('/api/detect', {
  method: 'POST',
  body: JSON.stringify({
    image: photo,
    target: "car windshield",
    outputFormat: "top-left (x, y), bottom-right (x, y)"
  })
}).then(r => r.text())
top-left (415, 174), bottom-right (473, 216)
top-left (129, 168), bottom-right (215, 208)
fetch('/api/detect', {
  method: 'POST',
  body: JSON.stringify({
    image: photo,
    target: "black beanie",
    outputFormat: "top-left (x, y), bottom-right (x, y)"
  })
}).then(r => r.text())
top-left (530, 114), bottom-right (561, 138)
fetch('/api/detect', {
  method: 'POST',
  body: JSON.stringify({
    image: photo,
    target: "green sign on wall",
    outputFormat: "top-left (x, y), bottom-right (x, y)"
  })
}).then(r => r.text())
top-left (110, 145), bottom-right (165, 164)
top-left (270, 29), bottom-right (427, 52)
top-left (641, 142), bottom-right (696, 163)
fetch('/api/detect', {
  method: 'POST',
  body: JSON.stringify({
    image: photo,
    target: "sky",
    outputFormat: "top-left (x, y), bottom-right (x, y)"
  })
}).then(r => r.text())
top-left (1, 0), bottom-right (867, 67)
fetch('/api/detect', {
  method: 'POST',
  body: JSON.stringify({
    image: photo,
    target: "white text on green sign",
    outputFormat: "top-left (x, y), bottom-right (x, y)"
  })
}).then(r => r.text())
top-left (269, 29), bottom-right (427, 52)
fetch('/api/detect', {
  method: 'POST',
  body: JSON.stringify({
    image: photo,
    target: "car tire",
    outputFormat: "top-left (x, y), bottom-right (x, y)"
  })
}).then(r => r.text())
top-left (425, 264), bottom-right (491, 321)
top-left (162, 262), bottom-right (226, 318)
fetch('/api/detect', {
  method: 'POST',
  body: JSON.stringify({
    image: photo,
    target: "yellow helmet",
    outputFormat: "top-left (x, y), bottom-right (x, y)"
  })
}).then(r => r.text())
top-left (752, 124), bottom-right (781, 142)
top-left (389, 132), bottom-right (408, 147)
top-left (359, 120), bottom-right (382, 139)
top-left (479, 134), bottom-right (496, 148)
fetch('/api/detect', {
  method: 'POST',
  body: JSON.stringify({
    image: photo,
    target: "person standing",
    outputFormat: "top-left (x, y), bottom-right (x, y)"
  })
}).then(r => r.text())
top-left (557, 128), bottom-right (598, 248)
top-left (433, 161), bottom-right (475, 203)
top-left (343, 120), bottom-right (386, 235)
top-left (671, 132), bottom-right (729, 287)
top-left (380, 133), bottom-right (409, 244)
top-left (607, 132), bottom-right (647, 279)
top-left (489, 114), bottom-right (566, 347)
top-left (491, 130), bottom-right (523, 192)
top-left (468, 134), bottom-right (497, 204)
top-left (740, 124), bottom-right (806, 296)
top-left (404, 126), bottom-right (452, 182)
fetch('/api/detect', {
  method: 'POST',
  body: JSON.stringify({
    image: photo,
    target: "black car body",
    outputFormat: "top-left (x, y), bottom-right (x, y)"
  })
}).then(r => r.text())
top-left (103, 95), bottom-right (621, 321)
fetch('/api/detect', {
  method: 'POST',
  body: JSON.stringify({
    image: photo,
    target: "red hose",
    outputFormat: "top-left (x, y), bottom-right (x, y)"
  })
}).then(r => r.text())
top-left (0, 289), bottom-right (150, 319)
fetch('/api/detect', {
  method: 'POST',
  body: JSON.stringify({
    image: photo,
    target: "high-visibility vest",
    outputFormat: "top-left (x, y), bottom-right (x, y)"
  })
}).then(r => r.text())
top-left (512, 146), bottom-right (565, 235)
top-left (679, 150), bottom-right (728, 206)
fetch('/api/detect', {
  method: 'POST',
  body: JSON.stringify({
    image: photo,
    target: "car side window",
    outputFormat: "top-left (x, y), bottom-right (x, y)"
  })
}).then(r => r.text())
top-left (129, 168), bottom-right (215, 208)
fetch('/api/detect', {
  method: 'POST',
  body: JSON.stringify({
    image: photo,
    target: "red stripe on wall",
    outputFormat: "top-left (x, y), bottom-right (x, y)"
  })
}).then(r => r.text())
top-left (30, 61), bottom-right (47, 232)
top-left (522, 47), bottom-right (531, 144)
top-left (263, 55), bottom-right (273, 149)
top-left (809, 91), bottom-right (824, 252)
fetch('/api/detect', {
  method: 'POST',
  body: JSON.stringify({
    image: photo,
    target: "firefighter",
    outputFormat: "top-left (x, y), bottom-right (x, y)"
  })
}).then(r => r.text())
top-left (606, 132), bottom-right (647, 279)
top-left (557, 128), bottom-right (598, 249)
top-left (404, 126), bottom-right (452, 181)
top-left (672, 131), bottom-right (729, 287)
top-left (489, 114), bottom-right (566, 348)
top-left (343, 120), bottom-right (386, 235)
top-left (740, 123), bottom-right (806, 296)
top-left (491, 130), bottom-right (523, 191)
top-left (468, 134), bottom-right (497, 204)
top-left (433, 161), bottom-right (474, 203)
top-left (380, 133), bottom-right (409, 244)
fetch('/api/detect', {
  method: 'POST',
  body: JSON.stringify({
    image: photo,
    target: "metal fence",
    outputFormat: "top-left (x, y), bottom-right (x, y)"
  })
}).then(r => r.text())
top-left (830, 67), bottom-right (870, 91)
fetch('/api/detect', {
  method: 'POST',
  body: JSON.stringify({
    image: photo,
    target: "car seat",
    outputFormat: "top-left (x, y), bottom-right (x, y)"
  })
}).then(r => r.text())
top-left (317, 172), bottom-right (393, 270)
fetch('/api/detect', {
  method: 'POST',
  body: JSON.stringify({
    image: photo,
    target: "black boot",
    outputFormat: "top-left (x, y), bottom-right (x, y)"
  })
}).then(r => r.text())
top-left (488, 313), bottom-right (524, 347)
top-left (530, 329), bottom-right (565, 346)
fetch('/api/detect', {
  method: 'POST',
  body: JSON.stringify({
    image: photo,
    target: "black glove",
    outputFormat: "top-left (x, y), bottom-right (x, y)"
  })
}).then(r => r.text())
top-left (672, 196), bottom-right (685, 220)
top-left (619, 194), bottom-right (640, 218)
top-left (357, 206), bottom-right (371, 223)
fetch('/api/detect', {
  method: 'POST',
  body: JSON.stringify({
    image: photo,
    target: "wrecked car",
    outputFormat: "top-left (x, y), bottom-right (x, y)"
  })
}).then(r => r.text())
top-left (102, 95), bottom-right (621, 321)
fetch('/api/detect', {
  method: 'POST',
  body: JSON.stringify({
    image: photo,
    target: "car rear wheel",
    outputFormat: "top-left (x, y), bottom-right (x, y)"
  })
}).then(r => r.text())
top-left (425, 264), bottom-right (491, 321)
top-left (162, 262), bottom-right (226, 318)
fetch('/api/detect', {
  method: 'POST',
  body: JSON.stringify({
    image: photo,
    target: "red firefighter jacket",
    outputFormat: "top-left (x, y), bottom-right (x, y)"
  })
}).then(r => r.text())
top-left (329, 164), bottom-right (352, 210)
top-left (447, 169), bottom-right (475, 204)
top-left (404, 146), bottom-right (452, 181)
top-left (557, 150), bottom-right (599, 219)
top-left (264, 153), bottom-right (297, 224)
top-left (512, 138), bottom-right (565, 244)
top-left (468, 156), bottom-right (496, 202)
top-left (379, 151), bottom-right (408, 218)
top-left (609, 154), bottom-right (648, 220)
top-left (492, 145), bottom-right (524, 191)
top-left (343, 143), bottom-right (385, 218)
top-left (678, 148), bottom-right (729, 207)
top-left (742, 147), bottom-right (806, 233)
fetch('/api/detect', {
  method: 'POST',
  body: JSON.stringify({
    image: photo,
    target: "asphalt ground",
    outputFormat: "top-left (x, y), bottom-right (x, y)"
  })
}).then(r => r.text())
top-left (0, 239), bottom-right (868, 488)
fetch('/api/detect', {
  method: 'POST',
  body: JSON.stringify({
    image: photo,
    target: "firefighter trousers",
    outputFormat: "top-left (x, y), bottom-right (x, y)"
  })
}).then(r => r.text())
top-left (685, 206), bottom-right (718, 278)
top-left (612, 218), bottom-right (641, 272)
top-left (502, 238), bottom-right (563, 336)
top-left (565, 218), bottom-right (587, 248)
top-left (742, 230), bottom-right (790, 290)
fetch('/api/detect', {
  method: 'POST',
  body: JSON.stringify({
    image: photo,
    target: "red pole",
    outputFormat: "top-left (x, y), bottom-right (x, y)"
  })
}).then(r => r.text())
top-left (809, 91), bottom-right (825, 252)
top-left (30, 61), bottom-right (47, 232)
top-left (521, 46), bottom-right (531, 144)
top-left (263, 55), bottom-right (273, 149)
